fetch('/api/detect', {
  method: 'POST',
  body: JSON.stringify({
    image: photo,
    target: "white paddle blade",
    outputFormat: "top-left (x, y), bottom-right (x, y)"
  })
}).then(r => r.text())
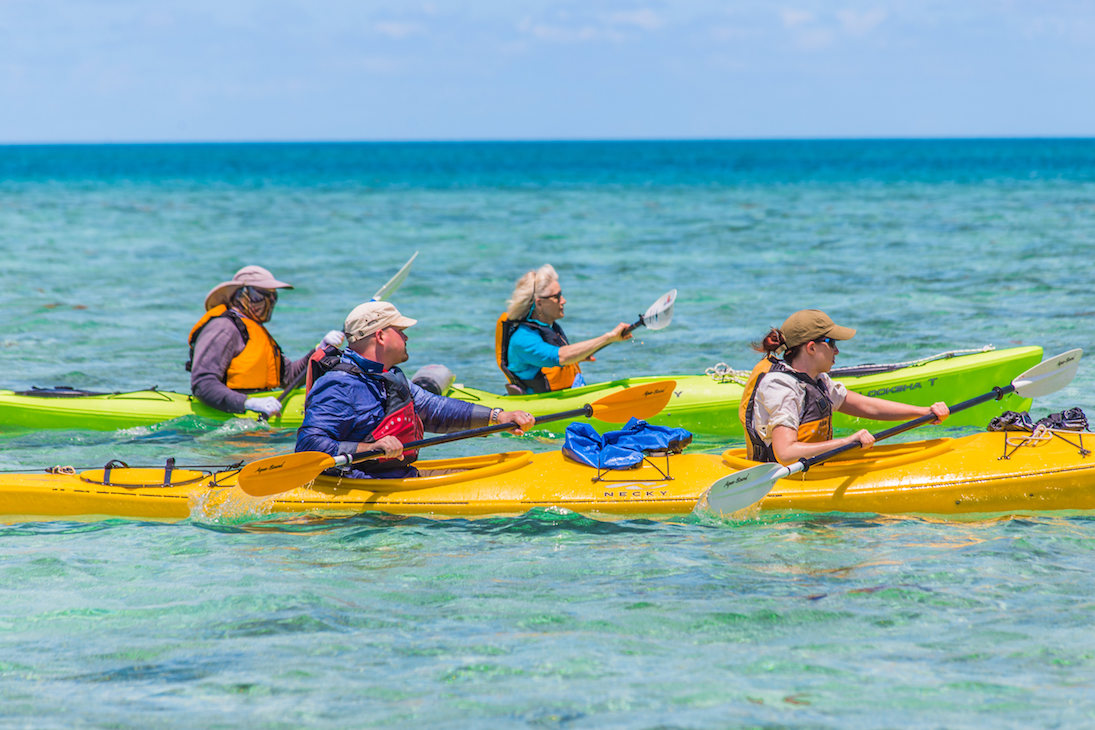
top-left (1013, 348), bottom-right (1082, 398)
top-left (372, 251), bottom-right (418, 301)
top-left (703, 462), bottom-right (795, 515)
top-left (641, 289), bottom-right (677, 331)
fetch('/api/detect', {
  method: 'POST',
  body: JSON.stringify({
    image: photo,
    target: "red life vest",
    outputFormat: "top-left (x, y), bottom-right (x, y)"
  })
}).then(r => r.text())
top-left (364, 369), bottom-right (424, 467)
top-left (310, 356), bottom-right (425, 470)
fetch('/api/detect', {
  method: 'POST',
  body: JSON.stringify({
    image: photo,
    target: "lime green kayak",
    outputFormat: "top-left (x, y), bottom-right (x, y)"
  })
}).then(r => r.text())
top-left (0, 386), bottom-right (308, 432)
top-left (443, 346), bottom-right (1044, 439)
top-left (0, 346), bottom-right (1042, 435)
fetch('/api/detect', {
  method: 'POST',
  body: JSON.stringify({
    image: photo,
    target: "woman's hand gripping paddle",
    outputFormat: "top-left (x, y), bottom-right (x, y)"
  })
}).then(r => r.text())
top-left (702, 349), bottom-right (1083, 515)
top-left (238, 380), bottom-right (677, 497)
top-left (266, 252), bottom-right (419, 411)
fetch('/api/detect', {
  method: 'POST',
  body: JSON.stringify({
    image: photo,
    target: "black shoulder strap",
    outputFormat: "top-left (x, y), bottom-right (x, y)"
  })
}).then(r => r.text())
top-left (186, 310), bottom-right (250, 372)
top-left (307, 344), bottom-right (354, 384)
top-left (499, 320), bottom-right (569, 394)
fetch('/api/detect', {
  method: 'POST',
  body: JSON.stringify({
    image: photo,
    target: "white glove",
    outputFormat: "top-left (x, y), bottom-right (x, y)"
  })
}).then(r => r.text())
top-left (321, 329), bottom-right (346, 349)
top-left (244, 396), bottom-right (283, 417)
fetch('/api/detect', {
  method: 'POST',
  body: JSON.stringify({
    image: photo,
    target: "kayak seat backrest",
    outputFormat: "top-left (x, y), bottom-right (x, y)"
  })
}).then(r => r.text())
top-left (80, 461), bottom-right (209, 488)
top-left (494, 313), bottom-right (528, 394)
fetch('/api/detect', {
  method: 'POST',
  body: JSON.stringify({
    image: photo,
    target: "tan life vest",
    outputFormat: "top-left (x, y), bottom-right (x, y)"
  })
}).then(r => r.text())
top-left (740, 356), bottom-right (834, 462)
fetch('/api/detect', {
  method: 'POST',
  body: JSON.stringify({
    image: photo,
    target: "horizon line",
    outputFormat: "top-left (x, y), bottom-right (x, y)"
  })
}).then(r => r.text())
top-left (2, 134), bottom-right (1094, 147)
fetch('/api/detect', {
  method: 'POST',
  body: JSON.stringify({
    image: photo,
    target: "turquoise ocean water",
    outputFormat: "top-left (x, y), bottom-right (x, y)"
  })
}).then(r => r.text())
top-left (1, 139), bottom-right (1094, 726)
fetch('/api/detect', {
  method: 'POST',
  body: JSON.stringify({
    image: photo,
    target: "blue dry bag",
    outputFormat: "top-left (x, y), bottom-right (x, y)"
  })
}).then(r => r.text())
top-left (562, 418), bottom-right (693, 470)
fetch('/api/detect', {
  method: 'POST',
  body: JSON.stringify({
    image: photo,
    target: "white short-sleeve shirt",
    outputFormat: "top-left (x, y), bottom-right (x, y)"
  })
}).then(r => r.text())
top-left (752, 371), bottom-right (848, 446)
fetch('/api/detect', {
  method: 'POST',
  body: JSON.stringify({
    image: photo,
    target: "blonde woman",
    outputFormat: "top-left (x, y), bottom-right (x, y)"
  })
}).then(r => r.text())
top-left (495, 264), bottom-right (632, 394)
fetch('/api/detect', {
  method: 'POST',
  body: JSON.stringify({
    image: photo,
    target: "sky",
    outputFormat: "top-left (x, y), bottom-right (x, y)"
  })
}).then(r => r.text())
top-left (1, 0), bottom-right (1093, 142)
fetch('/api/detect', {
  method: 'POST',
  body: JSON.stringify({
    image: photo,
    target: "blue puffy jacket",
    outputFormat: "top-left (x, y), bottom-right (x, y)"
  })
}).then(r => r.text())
top-left (295, 351), bottom-right (491, 479)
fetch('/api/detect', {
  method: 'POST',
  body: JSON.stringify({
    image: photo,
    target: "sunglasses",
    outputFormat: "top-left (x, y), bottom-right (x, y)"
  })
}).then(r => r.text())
top-left (813, 337), bottom-right (837, 347)
top-left (242, 287), bottom-right (278, 305)
top-left (537, 291), bottom-right (563, 302)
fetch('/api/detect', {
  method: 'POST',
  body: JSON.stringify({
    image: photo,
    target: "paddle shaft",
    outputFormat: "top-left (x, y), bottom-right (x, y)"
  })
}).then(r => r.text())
top-left (333, 404), bottom-right (594, 468)
top-left (795, 384), bottom-right (1014, 474)
top-left (276, 348), bottom-right (319, 404)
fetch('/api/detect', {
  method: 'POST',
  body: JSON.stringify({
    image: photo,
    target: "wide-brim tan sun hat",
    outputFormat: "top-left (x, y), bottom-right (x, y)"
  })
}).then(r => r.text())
top-left (344, 301), bottom-right (418, 344)
top-left (780, 309), bottom-right (856, 349)
top-left (204, 265), bottom-right (293, 311)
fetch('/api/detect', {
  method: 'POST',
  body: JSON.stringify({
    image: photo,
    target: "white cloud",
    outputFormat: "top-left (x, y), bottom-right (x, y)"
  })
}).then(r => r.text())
top-left (517, 17), bottom-right (622, 44)
top-left (780, 9), bottom-right (815, 28)
top-left (792, 27), bottom-right (835, 50)
top-left (710, 25), bottom-right (751, 42)
top-left (375, 21), bottom-right (425, 39)
top-left (837, 8), bottom-right (887, 36)
top-left (607, 9), bottom-right (664, 31)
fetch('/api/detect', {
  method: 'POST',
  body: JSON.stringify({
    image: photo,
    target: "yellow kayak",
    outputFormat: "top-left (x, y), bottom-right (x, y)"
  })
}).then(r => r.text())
top-left (720, 430), bottom-right (1095, 515)
top-left (0, 450), bottom-right (727, 522)
top-left (4, 429), bottom-right (1094, 522)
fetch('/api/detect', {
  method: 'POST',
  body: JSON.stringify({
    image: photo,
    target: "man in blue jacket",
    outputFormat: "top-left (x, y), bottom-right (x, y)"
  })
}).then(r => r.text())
top-left (296, 301), bottom-right (534, 479)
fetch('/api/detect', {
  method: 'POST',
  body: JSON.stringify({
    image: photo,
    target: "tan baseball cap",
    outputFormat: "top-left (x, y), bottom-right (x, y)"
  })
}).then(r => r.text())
top-left (780, 309), bottom-right (856, 349)
top-left (344, 301), bottom-right (417, 344)
top-left (204, 265), bottom-right (293, 310)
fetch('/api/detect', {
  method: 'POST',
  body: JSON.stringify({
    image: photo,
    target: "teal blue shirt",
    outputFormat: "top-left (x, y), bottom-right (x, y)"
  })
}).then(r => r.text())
top-left (507, 320), bottom-right (586, 387)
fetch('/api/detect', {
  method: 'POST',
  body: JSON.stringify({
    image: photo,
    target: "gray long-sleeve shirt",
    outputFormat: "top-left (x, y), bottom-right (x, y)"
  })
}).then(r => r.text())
top-left (189, 317), bottom-right (309, 413)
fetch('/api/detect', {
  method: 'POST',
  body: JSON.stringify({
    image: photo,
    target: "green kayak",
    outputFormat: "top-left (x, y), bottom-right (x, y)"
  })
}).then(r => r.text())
top-left (442, 346), bottom-right (1044, 439)
top-left (0, 346), bottom-right (1041, 436)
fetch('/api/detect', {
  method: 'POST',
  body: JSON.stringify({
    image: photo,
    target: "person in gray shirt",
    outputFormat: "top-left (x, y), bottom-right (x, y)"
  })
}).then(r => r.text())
top-left (186, 265), bottom-right (342, 418)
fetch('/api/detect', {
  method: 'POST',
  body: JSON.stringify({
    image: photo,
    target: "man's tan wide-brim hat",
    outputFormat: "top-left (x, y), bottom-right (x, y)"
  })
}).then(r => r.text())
top-left (204, 265), bottom-right (293, 311)
top-left (780, 309), bottom-right (856, 349)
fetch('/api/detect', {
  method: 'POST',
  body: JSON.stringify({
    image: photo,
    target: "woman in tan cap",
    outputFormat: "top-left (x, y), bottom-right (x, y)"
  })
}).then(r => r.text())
top-left (738, 309), bottom-right (949, 464)
top-left (295, 301), bottom-right (534, 479)
top-left (496, 264), bottom-right (632, 394)
top-left (186, 265), bottom-right (343, 417)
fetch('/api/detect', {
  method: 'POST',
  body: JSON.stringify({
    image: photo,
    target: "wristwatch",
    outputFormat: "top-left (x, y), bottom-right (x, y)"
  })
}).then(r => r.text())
top-left (489, 408), bottom-right (502, 425)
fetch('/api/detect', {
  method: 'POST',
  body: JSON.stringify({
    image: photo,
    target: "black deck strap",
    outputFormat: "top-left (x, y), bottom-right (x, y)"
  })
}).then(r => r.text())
top-left (208, 462), bottom-right (245, 487)
top-left (16, 386), bottom-right (109, 397)
top-left (592, 451), bottom-right (673, 483)
top-left (1046, 430), bottom-right (1093, 458)
top-left (102, 459), bottom-right (128, 485)
top-left (163, 457), bottom-right (176, 486)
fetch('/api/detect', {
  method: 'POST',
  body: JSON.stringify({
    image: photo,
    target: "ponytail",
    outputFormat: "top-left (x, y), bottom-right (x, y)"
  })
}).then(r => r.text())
top-left (751, 328), bottom-right (785, 355)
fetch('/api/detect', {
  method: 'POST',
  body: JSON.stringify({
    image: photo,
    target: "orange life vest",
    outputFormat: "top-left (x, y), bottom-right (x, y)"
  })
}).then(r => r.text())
top-left (740, 356), bottom-right (834, 462)
top-left (494, 313), bottom-right (581, 394)
top-left (187, 305), bottom-right (284, 391)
